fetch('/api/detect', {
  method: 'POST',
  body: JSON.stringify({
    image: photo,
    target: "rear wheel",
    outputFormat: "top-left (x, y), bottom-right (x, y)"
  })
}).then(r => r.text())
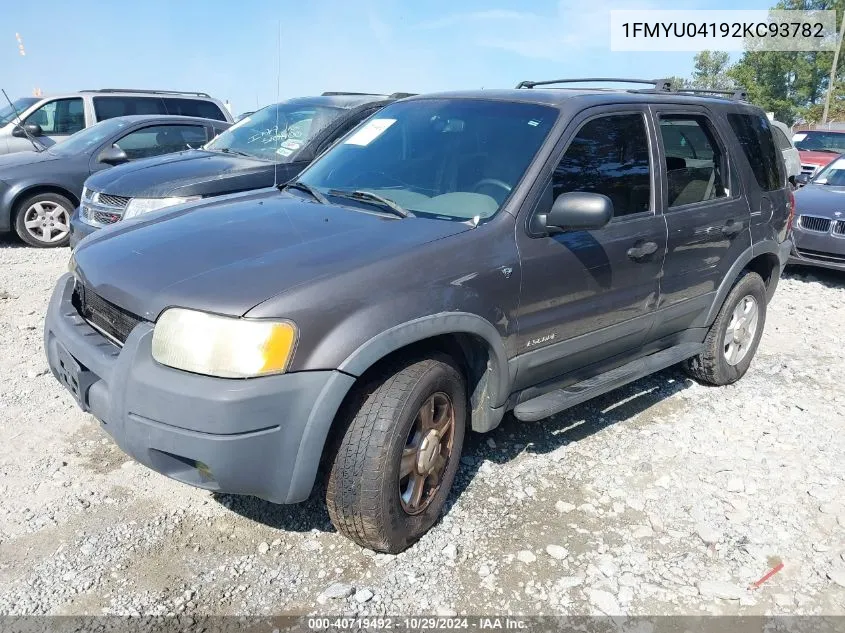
top-left (326, 355), bottom-right (466, 553)
top-left (14, 192), bottom-right (73, 248)
top-left (684, 271), bottom-right (767, 386)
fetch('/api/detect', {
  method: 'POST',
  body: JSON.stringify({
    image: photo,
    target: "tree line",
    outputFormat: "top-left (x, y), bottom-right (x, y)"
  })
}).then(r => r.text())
top-left (669, 0), bottom-right (845, 125)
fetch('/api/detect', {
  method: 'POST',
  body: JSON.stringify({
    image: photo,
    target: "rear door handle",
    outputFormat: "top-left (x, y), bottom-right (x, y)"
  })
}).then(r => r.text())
top-left (722, 221), bottom-right (743, 236)
top-left (627, 240), bottom-right (658, 260)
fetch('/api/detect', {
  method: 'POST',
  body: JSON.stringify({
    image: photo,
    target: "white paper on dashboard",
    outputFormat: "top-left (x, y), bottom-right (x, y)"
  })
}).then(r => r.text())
top-left (344, 119), bottom-right (396, 146)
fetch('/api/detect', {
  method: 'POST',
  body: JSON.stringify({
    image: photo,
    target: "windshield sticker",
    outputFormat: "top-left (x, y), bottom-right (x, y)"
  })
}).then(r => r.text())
top-left (344, 119), bottom-right (396, 146)
top-left (527, 120), bottom-right (540, 127)
top-left (792, 133), bottom-right (807, 142)
top-left (276, 139), bottom-right (302, 156)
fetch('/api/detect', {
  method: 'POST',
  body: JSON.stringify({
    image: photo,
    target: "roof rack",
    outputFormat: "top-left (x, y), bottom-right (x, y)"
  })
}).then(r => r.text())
top-left (515, 77), bottom-right (748, 101)
top-left (320, 91), bottom-right (386, 97)
top-left (671, 87), bottom-right (749, 101)
top-left (516, 78), bottom-right (673, 91)
top-left (81, 88), bottom-right (211, 97)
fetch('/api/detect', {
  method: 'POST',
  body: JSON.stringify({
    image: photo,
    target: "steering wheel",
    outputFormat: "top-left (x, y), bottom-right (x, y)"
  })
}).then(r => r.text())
top-left (472, 178), bottom-right (512, 197)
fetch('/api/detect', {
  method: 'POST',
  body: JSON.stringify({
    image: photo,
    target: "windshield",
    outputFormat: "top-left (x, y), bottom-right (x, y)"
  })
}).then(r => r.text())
top-left (793, 130), bottom-right (845, 153)
top-left (48, 117), bottom-right (134, 155)
top-left (297, 99), bottom-right (557, 221)
top-left (810, 155), bottom-right (845, 185)
top-left (205, 102), bottom-right (345, 161)
top-left (0, 97), bottom-right (39, 126)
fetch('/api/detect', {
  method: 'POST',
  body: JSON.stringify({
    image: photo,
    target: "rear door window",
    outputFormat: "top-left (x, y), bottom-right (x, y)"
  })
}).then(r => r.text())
top-left (114, 124), bottom-right (208, 159)
top-left (659, 115), bottom-right (728, 208)
top-left (163, 98), bottom-right (227, 121)
top-left (727, 113), bottom-right (783, 191)
top-left (93, 96), bottom-right (167, 121)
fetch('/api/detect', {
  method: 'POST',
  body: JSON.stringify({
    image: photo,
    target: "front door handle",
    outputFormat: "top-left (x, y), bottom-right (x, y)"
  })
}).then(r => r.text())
top-left (722, 220), bottom-right (743, 236)
top-left (627, 240), bottom-right (659, 260)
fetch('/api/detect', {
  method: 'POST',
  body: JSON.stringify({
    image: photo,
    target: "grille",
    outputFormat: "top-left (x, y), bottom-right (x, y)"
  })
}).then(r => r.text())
top-left (801, 164), bottom-right (819, 177)
top-left (834, 220), bottom-right (845, 236)
top-left (71, 282), bottom-right (142, 345)
top-left (96, 193), bottom-right (130, 209)
top-left (81, 205), bottom-right (121, 225)
top-left (795, 248), bottom-right (845, 264)
top-left (799, 215), bottom-right (831, 233)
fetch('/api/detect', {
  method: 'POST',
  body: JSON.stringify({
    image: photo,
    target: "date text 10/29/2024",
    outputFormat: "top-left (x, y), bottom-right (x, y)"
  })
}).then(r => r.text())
top-left (307, 617), bottom-right (528, 630)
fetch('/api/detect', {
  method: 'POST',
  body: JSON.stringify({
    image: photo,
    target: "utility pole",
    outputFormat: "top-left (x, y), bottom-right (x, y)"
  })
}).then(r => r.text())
top-left (822, 10), bottom-right (845, 123)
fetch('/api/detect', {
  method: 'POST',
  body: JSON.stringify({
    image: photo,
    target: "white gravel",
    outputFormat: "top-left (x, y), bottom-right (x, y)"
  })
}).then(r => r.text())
top-left (1, 237), bottom-right (845, 616)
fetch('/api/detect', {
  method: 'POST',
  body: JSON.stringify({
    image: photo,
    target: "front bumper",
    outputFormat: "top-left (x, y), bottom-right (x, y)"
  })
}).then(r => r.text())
top-left (44, 274), bottom-right (355, 503)
top-left (788, 220), bottom-right (845, 272)
top-left (69, 208), bottom-right (98, 249)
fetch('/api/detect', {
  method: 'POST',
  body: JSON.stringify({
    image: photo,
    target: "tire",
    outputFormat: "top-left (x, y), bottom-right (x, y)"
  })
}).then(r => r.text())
top-left (14, 192), bottom-right (74, 248)
top-left (684, 271), bottom-right (767, 386)
top-left (326, 355), bottom-right (467, 553)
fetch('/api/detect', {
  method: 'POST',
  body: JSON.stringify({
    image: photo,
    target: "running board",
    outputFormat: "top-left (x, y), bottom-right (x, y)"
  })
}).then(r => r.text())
top-left (513, 343), bottom-right (704, 422)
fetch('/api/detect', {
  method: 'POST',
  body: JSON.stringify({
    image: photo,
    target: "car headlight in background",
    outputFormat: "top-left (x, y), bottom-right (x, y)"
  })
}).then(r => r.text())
top-left (151, 308), bottom-right (297, 378)
top-left (122, 196), bottom-right (201, 220)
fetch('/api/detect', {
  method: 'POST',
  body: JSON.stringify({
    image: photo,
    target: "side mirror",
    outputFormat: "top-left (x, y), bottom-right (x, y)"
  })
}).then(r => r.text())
top-left (97, 145), bottom-right (129, 166)
top-left (12, 123), bottom-right (43, 138)
top-left (794, 173), bottom-right (810, 187)
top-left (546, 192), bottom-right (614, 232)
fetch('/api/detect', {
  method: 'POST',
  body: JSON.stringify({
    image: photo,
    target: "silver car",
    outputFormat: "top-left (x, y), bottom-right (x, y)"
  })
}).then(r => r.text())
top-left (0, 89), bottom-right (232, 155)
top-left (790, 154), bottom-right (845, 271)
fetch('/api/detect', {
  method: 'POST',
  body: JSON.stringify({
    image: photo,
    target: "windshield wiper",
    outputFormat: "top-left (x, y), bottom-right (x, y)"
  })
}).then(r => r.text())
top-left (211, 147), bottom-right (253, 158)
top-left (327, 189), bottom-right (414, 218)
top-left (283, 181), bottom-right (329, 204)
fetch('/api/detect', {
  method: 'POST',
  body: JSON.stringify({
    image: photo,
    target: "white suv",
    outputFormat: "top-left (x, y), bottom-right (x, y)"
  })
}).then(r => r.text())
top-left (770, 119), bottom-right (801, 184)
top-left (0, 89), bottom-right (232, 155)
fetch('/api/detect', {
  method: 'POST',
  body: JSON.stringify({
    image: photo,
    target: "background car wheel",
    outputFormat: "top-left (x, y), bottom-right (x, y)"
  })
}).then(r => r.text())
top-left (684, 271), bottom-right (767, 386)
top-left (14, 192), bottom-right (74, 248)
top-left (326, 354), bottom-right (466, 553)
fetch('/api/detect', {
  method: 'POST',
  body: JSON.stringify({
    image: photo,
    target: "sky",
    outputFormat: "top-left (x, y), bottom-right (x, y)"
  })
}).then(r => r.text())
top-left (2, 0), bottom-right (774, 116)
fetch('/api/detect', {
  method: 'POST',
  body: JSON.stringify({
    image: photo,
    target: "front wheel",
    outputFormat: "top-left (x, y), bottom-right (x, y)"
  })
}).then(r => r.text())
top-left (326, 355), bottom-right (466, 553)
top-left (14, 192), bottom-right (74, 248)
top-left (684, 271), bottom-right (767, 386)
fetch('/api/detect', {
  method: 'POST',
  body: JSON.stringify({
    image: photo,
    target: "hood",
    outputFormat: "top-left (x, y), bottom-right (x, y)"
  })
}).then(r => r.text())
top-left (798, 150), bottom-right (839, 167)
top-left (73, 192), bottom-right (471, 320)
top-left (794, 183), bottom-right (845, 218)
top-left (84, 149), bottom-right (281, 198)
top-left (0, 148), bottom-right (59, 174)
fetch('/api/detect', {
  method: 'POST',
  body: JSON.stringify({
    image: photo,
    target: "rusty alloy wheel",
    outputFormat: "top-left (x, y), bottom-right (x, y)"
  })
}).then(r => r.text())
top-left (399, 392), bottom-right (456, 514)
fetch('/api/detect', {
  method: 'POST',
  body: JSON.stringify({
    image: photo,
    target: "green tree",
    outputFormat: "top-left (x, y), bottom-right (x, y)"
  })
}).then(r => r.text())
top-left (690, 51), bottom-right (733, 89)
top-left (728, 0), bottom-right (845, 123)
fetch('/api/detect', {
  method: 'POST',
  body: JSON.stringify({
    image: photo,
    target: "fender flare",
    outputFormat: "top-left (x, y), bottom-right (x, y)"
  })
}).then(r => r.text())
top-left (338, 311), bottom-right (512, 411)
top-left (1, 181), bottom-right (80, 232)
top-left (702, 240), bottom-right (783, 326)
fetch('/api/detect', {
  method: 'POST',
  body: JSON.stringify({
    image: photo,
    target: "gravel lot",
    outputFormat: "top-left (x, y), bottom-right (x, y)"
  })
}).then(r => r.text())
top-left (1, 236), bottom-right (844, 617)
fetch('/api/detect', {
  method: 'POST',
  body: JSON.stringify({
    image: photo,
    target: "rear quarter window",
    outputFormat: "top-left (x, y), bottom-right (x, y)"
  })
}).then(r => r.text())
top-left (727, 113), bottom-right (783, 191)
top-left (772, 127), bottom-right (793, 151)
top-left (163, 98), bottom-right (227, 121)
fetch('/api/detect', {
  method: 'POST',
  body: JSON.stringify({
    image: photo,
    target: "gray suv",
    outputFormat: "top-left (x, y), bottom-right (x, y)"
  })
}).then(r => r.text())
top-left (0, 89), bottom-right (231, 155)
top-left (44, 79), bottom-right (792, 553)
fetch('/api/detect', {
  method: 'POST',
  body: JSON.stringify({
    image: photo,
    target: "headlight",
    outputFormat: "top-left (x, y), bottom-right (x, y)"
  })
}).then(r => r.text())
top-left (123, 196), bottom-right (200, 220)
top-left (151, 308), bottom-right (297, 378)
